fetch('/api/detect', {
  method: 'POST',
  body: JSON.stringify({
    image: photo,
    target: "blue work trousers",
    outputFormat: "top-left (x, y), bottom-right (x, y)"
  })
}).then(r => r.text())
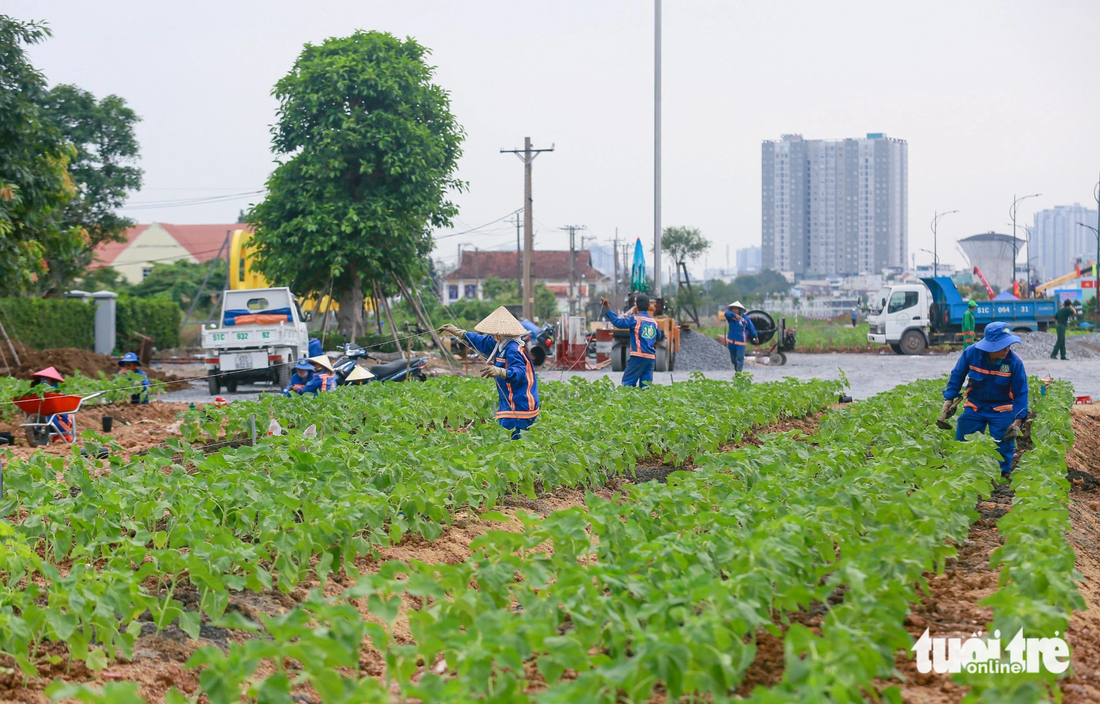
top-left (956, 407), bottom-right (1016, 475)
top-left (621, 356), bottom-right (655, 388)
top-left (729, 345), bottom-right (747, 373)
top-left (499, 417), bottom-right (536, 440)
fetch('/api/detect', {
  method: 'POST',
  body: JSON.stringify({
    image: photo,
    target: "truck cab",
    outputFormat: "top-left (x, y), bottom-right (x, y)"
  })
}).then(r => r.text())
top-left (201, 287), bottom-right (310, 393)
top-left (867, 284), bottom-right (930, 355)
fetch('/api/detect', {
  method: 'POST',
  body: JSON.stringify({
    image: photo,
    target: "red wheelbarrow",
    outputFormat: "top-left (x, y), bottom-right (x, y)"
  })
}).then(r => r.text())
top-left (14, 391), bottom-right (106, 447)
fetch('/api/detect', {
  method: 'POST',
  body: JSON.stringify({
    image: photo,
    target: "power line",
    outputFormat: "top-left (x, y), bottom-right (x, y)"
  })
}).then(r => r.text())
top-left (434, 208), bottom-right (523, 240)
top-left (124, 190), bottom-right (265, 210)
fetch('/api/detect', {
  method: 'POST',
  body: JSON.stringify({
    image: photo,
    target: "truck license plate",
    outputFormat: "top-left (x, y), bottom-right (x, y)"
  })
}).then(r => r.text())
top-left (234, 354), bottom-right (254, 370)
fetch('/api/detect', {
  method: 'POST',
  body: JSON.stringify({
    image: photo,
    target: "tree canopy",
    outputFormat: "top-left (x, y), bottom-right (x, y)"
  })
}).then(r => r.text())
top-left (661, 226), bottom-right (710, 269)
top-left (248, 30), bottom-right (465, 337)
top-left (0, 15), bottom-right (79, 296)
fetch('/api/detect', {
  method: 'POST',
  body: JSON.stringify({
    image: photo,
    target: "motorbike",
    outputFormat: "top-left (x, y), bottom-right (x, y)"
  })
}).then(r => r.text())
top-left (528, 322), bottom-right (555, 367)
top-left (332, 343), bottom-right (429, 384)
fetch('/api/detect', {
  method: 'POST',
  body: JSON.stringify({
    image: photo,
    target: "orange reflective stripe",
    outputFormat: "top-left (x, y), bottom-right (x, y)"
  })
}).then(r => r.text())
top-left (965, 401), bottom-right (978, 410)
top-left (497, 407), bottom-right (539, 418)
top-left (504, 356), bottom-right (515, 412)
top-left (733, 341), bottom-right (747, 346)
top-left (993, 404), bottom-right (1014, 412)
top-left (630, 351), bottom-right (656, 359)
top-left (522, 347), bottom-right (536, 412)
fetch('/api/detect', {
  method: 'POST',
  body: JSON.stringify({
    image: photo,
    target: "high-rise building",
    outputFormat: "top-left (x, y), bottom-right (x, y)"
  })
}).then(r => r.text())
top-left (762, 133), bottom-right (907, 277)
top-left (735, 246), bottom-right (761, 274)
top-left (1030, 204), bottom-right (1099, 282)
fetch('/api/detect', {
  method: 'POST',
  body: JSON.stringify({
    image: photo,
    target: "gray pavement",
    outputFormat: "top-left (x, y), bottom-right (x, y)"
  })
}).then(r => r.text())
top-left (161, 352), bottom-right (1100, 404)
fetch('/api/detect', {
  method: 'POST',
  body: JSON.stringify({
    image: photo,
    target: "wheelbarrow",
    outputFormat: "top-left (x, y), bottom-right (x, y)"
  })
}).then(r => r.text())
top-left (14, 391), bottom-right (106, 447)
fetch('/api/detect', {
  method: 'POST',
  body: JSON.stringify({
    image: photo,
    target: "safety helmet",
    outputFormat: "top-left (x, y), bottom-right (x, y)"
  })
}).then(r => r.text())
top-left (118, 351), bottom-right (142, 366)
top-left (293, 358), bottom-right (314, 372)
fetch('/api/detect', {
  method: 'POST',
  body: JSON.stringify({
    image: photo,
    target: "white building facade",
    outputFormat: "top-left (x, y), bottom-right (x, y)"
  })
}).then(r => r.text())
top-left (1031, 204), bottom-right (1099, 282)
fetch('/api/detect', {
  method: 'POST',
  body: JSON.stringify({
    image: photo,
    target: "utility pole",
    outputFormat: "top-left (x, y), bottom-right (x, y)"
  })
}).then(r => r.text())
top-left (613, 228), bottom-right (620, 299)
top-left (930, 210), bottom-right (958, 279)
top-left (560, 225), bottom-right (587, 316)
top-left (510, 213), bottom-right (523, 298)
top-left (653, 0), bottom-right (663, 297)
top-left (501, 138), bottom-right (554, 319)
top-left (1010, 193), bottom-right (1041, 292)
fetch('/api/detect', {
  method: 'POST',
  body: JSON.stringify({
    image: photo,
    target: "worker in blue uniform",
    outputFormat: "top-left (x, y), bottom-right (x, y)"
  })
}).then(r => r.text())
top-left (28, 366), bottom-right (74, 442)
top-left (941, 321), bottom-right (1029, 479)
top-left (283, 358), bottom-right (323, 397)
top-left (117, 352), bottom-right (151, 404)
top-left (439, 306), bottom-right (540, 439)
top-left (724, 301), bottom-right (759, 374)
top-left (600, 294), bottom-right (663, 388)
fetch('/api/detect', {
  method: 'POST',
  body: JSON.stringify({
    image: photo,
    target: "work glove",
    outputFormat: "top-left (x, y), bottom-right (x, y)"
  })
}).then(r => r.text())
top-left (1003, 420), bottom-right (1022, 443)
top-left (438, 323), bottom-right (466, 338)
top-left (936, 397), bottom-right (962, 430)
top-left (480, 365), bottom-right (507, 379)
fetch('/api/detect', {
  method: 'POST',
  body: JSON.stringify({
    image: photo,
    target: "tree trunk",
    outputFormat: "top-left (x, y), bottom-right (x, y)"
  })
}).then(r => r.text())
top-left (336, 270), bottom-right (365, 340)
top-left (372, 280), bottom-right (404, 357)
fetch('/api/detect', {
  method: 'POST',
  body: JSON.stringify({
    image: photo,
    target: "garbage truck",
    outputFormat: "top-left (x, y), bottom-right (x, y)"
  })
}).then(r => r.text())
top-left (866, 276), bottom-right (1056, 355)
top-left (202, 287), bottom-right (311, 393)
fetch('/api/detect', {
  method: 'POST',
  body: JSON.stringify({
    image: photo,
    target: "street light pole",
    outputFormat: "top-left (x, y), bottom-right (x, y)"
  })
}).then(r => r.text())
top-left (930, 210), bottom-right (958, 278)
top-left (1009, 193), bottom-right (1041, 292)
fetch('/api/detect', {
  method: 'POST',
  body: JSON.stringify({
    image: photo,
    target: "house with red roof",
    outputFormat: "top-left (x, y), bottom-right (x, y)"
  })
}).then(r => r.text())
top-left (91, 223), bottom-right (251, 284)
top-left (442, 250), bottom-right (610, 314)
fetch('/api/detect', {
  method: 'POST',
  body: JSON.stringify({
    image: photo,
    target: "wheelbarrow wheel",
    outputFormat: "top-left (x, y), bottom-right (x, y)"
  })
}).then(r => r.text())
top-left (769, 352), bottom-right (787, 366)
top-left (25, 416), bottom-right (51, 448)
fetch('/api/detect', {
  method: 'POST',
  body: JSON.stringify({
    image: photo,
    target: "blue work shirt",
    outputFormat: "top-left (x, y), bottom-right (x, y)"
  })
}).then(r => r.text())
top-left (724, 311), bottom-right (758, 348)
top-left (943, 346), bottom-right (1029, 420)
top-left (604, 309), bottom-right (663, 359)
top-left (284, 372), bottom-right (323, 397)
top-left (120, 368), bottom-right (151, 404)
top-left (466, 332), bottom-right (540, 420)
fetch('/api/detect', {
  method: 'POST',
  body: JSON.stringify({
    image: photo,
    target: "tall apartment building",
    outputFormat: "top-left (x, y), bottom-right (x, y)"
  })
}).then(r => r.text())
top-left (735, 246), bottom-right (761, 274)
top-left (1030, 204), bottom-right (1099, 282)
top-left (762, 133), bottom-right (907, 277)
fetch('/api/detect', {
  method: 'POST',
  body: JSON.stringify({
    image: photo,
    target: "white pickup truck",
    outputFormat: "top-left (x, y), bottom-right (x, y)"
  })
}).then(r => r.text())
top-left (202, 287), bottom-right (310, 394)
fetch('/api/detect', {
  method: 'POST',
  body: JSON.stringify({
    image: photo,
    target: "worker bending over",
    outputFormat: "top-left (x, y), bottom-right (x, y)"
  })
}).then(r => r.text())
top-left (601, 295), bottom-right (663, 388)
top-left (28, 366), bottom-right (74, 442)
top-left (309, 355), bottom-right (337, 391)
top-left (118, 352), bottom-right (151, 404)
top-left (439, 306), bottom-right (540, 439)
top-left (283, 358), bottom-right (323, 397)
top-left (940, 321), bottom-right (1028, 479)
top-left (724, 301), bottom-right (759, 374)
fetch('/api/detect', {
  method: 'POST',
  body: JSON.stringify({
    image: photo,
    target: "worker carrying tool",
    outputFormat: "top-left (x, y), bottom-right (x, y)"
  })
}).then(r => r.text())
top-left (283, 358), bottom-right (323, 397)
top-left (724, 301), bottom-right (759, 374)
top-left (962, 300), bottom-right (977, 349)
top-left (439, 306), bottom-right (540, 439)
top-left (117, 352), bottom-right (151, 404)
top-left (600, 294), bottom-right (663, 387)
top-left (1050, 299), bottom-right (1076, 360)
top-left (940, 321), bottom-right (1028, 479)
top-left (308, 355), bottom-right (337, 391)
top-left (28, 366), bottom-right (74, 441)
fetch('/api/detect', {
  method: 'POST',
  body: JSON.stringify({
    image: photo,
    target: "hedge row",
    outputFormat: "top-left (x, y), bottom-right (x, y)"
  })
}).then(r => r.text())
top-left (0, 297), bottom-right (180, 351)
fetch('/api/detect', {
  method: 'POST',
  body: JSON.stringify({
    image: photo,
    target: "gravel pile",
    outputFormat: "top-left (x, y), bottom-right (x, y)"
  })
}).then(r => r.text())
top-left (1011, 331), bottom-right (1100, 360)
top-left (676, 330), bottom-right (733, 371)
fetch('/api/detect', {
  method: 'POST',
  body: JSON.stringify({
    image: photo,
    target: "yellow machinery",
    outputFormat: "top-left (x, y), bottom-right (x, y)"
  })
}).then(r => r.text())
top-left (228, 229), bottom-right (372, 315)
top-left (1035, 263), bottom-right (1091, 297)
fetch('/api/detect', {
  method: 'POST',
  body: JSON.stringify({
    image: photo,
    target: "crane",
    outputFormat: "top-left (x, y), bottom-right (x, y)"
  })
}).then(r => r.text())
top-left (972, 266), bottom-right (995, 299)
top-left (1035, 263), bottom-right (1088, 297)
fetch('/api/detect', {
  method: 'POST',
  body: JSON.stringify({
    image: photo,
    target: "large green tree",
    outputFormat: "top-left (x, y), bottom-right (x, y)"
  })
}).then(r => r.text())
top-left (0, 15), bottom-right (80, 296)
top-left (39, 83), bottom-right (143, 288)
top-left (248, 31), bottom-right (465, 338)
top-left (661, 226), bottom-right (710, 272)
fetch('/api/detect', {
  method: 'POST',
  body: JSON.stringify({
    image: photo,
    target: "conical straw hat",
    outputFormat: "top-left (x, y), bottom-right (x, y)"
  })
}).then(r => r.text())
top-left (308, 355), bottom-right (334, 372)
top-left (474, 306), bottom-right (528, 336)
top-left (729, 301), bottom-right (746, 311)
top-left (346, 365), bottom-right (375, 382)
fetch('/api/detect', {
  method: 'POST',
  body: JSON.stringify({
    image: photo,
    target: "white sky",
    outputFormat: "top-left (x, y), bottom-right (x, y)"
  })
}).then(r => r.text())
top-left (11, 0), bottom-right (1100, 274)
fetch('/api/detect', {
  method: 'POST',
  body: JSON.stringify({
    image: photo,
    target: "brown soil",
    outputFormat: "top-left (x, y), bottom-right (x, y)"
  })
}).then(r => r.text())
top-left (1062, 410), bottom-right (1100, 703)
top-left (6, 343), bottom-right (185, 388)
top-left (0, 401), bottom-right (192, 460)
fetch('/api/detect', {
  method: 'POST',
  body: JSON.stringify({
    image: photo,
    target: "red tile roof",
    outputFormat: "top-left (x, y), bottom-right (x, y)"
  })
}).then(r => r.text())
top-left (90, 223), bottom-right (251, 268)
top-left (89, 225), bottom-right (148, 268)
top-left (444, 250), bottom-right (608, 281)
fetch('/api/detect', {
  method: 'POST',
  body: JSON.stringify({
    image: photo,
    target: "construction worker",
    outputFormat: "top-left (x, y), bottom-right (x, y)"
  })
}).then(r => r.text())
top-left (724, 301), bottom-right (759, 374)
top-left (117, 352), bottom-right (151, 404)
top-left (850, 307), bottom-right (859, 327)
top-left (961, 301), bottom-right (977, 349)
top-left (344, 365), bottom-right (374, 386)
top-left (1050, 299), bottom-right (1076, 360)
top-left (600, 294), bottom-right (663, 388)
top-left (940, 321), bottom-right (1028, 479)
top-left (309, 355), bottom-right (337, 391)
top-left (27, 367), bottom-right (74, 441)
top-left (283, 358), bottom-right (323, 397)
top-left (439, 306), bottom-right (540, 439)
